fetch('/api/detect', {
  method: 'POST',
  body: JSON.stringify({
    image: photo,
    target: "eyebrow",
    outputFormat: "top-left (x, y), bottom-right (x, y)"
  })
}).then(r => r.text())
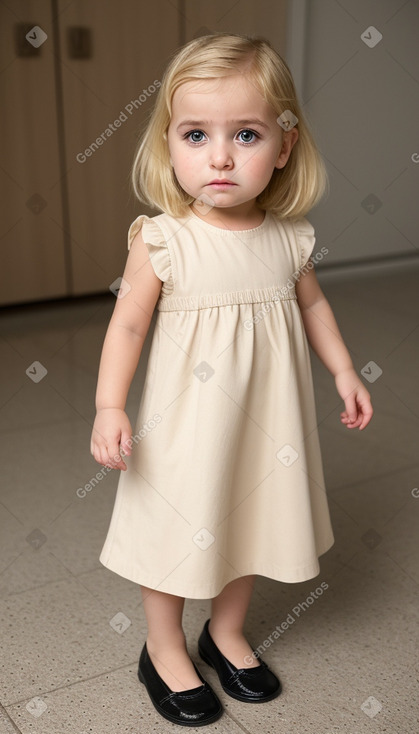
top-left (176, 119), bottom-right (270, 131)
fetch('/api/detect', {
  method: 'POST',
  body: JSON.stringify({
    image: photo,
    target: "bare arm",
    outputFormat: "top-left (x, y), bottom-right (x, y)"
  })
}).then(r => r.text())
top-left (91, 229), bottom-right (163, 469)
top-left (295, 263), bottom-right (373, 430)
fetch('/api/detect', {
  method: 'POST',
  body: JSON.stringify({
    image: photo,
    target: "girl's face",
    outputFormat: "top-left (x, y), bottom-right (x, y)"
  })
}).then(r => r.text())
top-left (167, 74), bottom-right (298, 222)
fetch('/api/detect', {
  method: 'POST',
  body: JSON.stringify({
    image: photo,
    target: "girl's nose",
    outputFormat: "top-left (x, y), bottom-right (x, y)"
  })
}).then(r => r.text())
top-left (209, 141), bottom-right (233, 169)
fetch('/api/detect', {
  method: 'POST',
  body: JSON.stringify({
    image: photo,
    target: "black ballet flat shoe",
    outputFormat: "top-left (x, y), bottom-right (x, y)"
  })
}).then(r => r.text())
top-left (137, 642), bottom-right (223, 726)
top-left (198, 619), bottom-right (282, 703)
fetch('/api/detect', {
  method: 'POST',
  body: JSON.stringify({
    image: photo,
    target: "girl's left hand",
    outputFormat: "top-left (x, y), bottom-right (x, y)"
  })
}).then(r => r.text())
top-left (334, 368), bottom-right (374, 431)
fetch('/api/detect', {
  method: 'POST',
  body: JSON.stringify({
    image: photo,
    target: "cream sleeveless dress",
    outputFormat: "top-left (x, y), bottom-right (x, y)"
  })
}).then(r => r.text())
top-left (99, 207), bottom-right (334, 598)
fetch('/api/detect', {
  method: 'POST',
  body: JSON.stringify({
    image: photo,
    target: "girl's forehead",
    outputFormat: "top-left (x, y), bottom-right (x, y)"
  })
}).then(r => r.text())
top-left (171, 76), bottom-right (269, 114)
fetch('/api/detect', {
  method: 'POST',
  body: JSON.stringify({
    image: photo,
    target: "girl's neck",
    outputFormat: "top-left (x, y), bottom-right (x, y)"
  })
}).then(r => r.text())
top-left (189, 202), bottom-right (266, 231)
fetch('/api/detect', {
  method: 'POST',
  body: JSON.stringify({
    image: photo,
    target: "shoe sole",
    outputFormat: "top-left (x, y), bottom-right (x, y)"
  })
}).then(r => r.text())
top-left (198, 646), bottom-right (282, 703)
top-left (138, 667), bottom-right (223, 726)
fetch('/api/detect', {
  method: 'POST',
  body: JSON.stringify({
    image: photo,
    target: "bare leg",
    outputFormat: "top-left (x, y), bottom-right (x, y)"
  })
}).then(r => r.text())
top-left (208, 575), bottom-right (260, 669)
top-left (140, 585), bottom-right (203, 691)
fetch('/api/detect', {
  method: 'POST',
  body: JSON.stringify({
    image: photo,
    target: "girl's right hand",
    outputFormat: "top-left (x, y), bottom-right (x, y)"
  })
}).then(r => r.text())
top-left (90, 408), bottom-right (133, 471)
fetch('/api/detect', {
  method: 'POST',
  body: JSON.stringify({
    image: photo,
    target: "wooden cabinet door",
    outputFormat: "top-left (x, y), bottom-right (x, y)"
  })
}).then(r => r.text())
top-left (57, 0), bottom-right (180, 296)
top-left (0, 0), bottom-right (68, 305)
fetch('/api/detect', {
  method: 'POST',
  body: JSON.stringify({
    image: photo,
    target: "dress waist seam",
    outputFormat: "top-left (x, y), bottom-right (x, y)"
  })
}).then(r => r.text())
top-left (157, 285), bottom-right (297, 312)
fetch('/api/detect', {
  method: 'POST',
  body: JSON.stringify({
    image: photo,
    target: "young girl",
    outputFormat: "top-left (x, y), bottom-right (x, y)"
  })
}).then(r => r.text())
top-left (91, 33), bottom-right (373, 727)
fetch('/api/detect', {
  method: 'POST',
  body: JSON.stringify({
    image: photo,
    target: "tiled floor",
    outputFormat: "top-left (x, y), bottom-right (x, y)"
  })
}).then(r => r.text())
top-left (1, 262), bottom-right (418, 733)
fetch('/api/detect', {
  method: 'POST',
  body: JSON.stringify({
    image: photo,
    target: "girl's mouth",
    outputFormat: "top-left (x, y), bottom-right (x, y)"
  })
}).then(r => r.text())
top-left (207, 180), bottom-right (237, 188)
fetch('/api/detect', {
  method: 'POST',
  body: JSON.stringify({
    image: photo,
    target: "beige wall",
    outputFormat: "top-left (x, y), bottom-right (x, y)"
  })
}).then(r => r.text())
top-left (298, 0), bottom-right (418, 267)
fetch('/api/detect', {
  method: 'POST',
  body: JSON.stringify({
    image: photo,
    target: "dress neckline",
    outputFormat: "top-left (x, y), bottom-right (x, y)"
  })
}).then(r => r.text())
top-left (186, 207), bottom-right (269, 235)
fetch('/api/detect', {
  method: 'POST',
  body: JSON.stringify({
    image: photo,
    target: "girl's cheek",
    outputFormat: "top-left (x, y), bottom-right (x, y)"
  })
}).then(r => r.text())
top-left (240, 157), bottom-right (261, 175)
top-left (183, 160), bottom-right (198, 177)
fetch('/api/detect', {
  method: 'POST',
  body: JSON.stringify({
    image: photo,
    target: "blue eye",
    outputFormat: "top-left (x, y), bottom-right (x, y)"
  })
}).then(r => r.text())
top-left (185, 130), bottom-right (205, 143)
top-left (237, 129), bottom-right (258, 144)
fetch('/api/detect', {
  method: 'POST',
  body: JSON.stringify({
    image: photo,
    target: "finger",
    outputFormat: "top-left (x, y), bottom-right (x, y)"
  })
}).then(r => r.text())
top-left (358, 405), bottom-right (374, 430)
top-left (107, 434), bottom-right (125, 464)
top-left (107, 443), bottom-right (127, 471)
top-left (354, 393), bottom-right (373, 430)
top-left (343, 409), bottom-right (362, 428)
top-left (344, 409), bottom-right (364, 429)
top-left (112, 454), bottom-right (127, 470)
top-left (341, 400), bottom-right (358, 427)
top-left (91, 437), bottom-right (106, 460)
top-left (120, 431), bottom-right (133, 456)
top-left (109, 436), bottom-right (129, 470)
top-left (346, 416), bottom-right (362, 429)
top-left (345, 397), bottom-right (359, 423)
top-left (98, 446), bottom-right (113, 468)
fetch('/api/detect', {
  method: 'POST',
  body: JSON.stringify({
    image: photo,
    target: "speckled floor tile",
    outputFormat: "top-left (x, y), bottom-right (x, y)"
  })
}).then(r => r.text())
top-left (0, 708), bottom-right (19, 734)
top-left (5, 663), bottom-right (247, 734)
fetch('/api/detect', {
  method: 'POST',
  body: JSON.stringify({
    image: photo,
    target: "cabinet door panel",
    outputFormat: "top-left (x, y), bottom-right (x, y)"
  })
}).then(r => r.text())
top-left (0, 0), bottom-right (67, 305)
top-left (57, 0), bottom-right (180, 295)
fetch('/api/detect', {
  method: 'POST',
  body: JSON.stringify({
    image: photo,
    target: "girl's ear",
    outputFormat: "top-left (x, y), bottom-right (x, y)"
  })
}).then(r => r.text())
top-left (275, 129), bottom-right (299, 170)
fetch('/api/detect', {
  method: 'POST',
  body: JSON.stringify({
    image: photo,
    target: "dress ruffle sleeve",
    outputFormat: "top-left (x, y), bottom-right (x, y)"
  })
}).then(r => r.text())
top-left (127, 215), bottom-right (173, 294)
top-left (293, 217), bottom-right (316, 270)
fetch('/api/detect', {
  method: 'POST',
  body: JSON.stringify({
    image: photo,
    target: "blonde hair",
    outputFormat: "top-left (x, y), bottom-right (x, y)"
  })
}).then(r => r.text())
top-left (131, 32), bottom-right (328, 220)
